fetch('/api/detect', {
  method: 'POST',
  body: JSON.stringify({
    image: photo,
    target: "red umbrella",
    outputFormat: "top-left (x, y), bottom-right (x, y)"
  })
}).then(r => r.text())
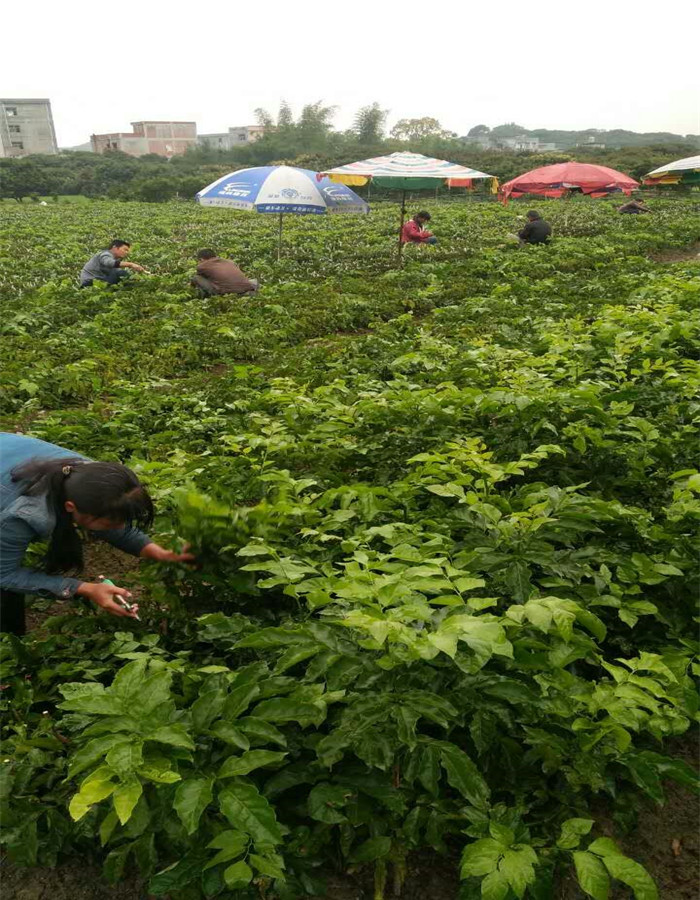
top-left (500, 162), bottom-right (638, 202)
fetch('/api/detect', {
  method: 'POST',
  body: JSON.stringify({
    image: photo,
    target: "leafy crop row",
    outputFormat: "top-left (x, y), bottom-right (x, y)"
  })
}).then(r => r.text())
top-left (1, 198), bottom-right (698, 899)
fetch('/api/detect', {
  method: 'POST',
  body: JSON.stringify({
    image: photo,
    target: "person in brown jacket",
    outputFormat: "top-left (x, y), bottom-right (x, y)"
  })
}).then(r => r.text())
top-left (191, 250), bottom-right (259, 297)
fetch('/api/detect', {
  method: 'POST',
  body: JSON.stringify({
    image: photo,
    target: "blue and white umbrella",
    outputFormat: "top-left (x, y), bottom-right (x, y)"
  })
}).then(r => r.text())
top-left (196, 165), bottom-right (369, 258)
top-left (196, 165), bottom-right (369, 215)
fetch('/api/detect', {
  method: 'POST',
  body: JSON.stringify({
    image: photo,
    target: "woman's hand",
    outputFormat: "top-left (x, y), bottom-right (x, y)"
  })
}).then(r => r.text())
top-left (76, 582), bottom-right (140, 619)
top-left (140, 542), bottom-right (196, 565)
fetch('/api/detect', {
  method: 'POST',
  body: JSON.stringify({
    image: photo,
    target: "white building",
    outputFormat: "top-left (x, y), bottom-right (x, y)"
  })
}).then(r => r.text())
top-left (197, 125), bottom-right (265, 150)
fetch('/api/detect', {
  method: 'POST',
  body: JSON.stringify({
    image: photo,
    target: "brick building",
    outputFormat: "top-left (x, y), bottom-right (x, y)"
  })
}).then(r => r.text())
top-left (91, 121), bottom-right (197, 157)
top-left (0, 98), bottom-right (58, 157)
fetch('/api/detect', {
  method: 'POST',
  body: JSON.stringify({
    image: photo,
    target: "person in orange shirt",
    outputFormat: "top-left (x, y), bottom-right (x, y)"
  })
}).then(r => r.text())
top-left (401, 211), bottom-right (437, 245)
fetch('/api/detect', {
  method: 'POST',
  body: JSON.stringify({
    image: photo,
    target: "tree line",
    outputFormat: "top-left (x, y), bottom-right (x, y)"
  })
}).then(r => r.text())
top-left (1, 101), bottom-right (697, 202)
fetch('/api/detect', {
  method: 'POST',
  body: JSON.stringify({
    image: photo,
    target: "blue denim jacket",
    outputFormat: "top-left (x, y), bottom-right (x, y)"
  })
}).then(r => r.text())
top-left (0, 433), bottom-right (151, 598)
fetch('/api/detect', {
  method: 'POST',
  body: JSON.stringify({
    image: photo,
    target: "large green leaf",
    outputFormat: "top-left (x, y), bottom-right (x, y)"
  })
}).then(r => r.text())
top-left (223, 683), bottom-right (261, 720)
top-left (250, 852), bottom-right (286, 879)
top-left (223, 859), bottom-right (253, 889)
top-left (192, 689), bottom-right (226, 733)
top-left (133, 831), bottom-right (157, 878)
top-left (273, 645), bottom-right (322, 674)
top-left (481, 868), bottom-right (510, 900)
top-left (204, 830), bottom-right (248, 870)
top-left (307, 782), bottom-right (351, 824)
top-left (573, 851), bottom-right (610, 900)
top-left (351, 836), bottom-right (392, 863)
top-left (219, 781), bottom-right (284, 844)
top-left (417, 743), bottom-right (441, 796)
top-left (69, 774), bottom-right (116, 821)
top-left (103, 844), bottom-right (131, 885)
top-left (587, 837), bottom-right (623, 857)
top-left (439, 743), bottom-right (490, 809)
top-left (602, 854), bottom-right (658, 900)
top-left (106, 740), bottom-right (144, 778)
top-left (138, 752), bottom-right (182, 784)
top-left (68, 733), bottom-right (132, 779)
top-left (149, 850), bottom-right (209, 895)
top-left (557, 818), bottom-right (594, 850)
top-left (110, 658), bottom-right (148, 701)
top-left (236, 716), bottom-right (287, 747)
top-left (133, 670), bottom-right (173, 717)
top-left (99, 809), bottom-right (119, 847)
top-left (460, 838), bottom-right (503, 877)
top-left (113, 777), bottom-right (143, 825)
top-left (355, 730), bottom-right (394, 771)
top-left (218, 750), bottom-right (287, 779)
top-left (499, 846), bottom-right (537, 899)
top-left (174, 776), bottom-right (213, 834)
top-left (209, 721), bottom-right (250, 750)
top-left (145, 724), bottom-right (195, 750)
top-left (251, 698), bottom-right (323, 725)
top-left (59, 683), bottom-right (124, 716)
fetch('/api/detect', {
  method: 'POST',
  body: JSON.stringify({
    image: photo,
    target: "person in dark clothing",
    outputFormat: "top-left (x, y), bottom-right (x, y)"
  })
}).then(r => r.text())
top-left (80, 240), bottom-right (145, 287)
top-left (190, 250), bottom-right (259, 297)
top-left (518, 211), bottom-right (552, 245)
top-left (618, 199), bottom-right (651, 214)
top-left (0, 433), bottom-right (194, 635)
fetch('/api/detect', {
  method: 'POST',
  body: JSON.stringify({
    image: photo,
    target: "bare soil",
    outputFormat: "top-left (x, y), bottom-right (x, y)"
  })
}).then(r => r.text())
top-left (649, 241), bottom-right (700, 263)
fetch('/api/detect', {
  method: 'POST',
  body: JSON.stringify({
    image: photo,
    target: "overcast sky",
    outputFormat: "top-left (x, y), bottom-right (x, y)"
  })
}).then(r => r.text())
top-left (3, 0), bottom-right (698, 147)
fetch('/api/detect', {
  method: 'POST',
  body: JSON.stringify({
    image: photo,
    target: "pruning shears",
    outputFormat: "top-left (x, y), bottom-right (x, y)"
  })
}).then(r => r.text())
top-left (98, 576), bottom-right (141, 620)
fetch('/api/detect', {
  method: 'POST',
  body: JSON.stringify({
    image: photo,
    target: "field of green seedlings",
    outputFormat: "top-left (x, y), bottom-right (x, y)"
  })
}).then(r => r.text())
top-left (1, 198), bottom-right (699, 900)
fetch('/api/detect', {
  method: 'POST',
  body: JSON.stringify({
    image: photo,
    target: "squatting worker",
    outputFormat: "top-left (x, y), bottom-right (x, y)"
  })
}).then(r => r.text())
top-left (191, 250), bottom-right (259, 298)
top-left (518, 210), bottom-right (552, 245)
top-left (401, 211), bottom-right (437, 245)
top-left (0, 432), bottom-right (194, 636)
top-left (80, 240), bottom-right (145, 287)
top-left (618, 198), bottom-right (651, 214)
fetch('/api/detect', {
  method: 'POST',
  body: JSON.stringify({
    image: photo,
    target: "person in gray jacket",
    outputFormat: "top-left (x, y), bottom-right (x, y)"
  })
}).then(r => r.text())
top-left (0, 433), bottom-right (194, 635)
top-left (79, 240), bottom-right (145, 287)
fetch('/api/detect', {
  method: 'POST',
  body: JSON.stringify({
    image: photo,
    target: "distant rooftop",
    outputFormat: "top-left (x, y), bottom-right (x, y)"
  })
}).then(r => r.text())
top-left (131, 120), bottom-right (196, 125)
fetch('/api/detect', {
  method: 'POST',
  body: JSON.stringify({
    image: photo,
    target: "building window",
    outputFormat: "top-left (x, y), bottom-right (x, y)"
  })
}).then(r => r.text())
top-left (237, 133), bottom-right (246, 140)
top-left (6, 107), bottom-right (18, 116)
top-left (9, 125), bottom-right (21, 133)
top-left (11, 141), bottom-right (24, 149)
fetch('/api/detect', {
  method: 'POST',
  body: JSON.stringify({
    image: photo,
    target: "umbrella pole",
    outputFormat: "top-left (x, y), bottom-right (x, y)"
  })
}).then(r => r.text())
top-left (397, 189), bottom-right (407, 267)
top-left (277, 212), bottom-right (283, 261)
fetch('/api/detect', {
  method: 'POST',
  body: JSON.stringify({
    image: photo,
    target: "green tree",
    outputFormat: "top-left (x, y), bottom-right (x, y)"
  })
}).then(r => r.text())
top-left (390, 117), bottom-right (455, 142)
top-left (0, 159), bottom-right (50, 201)
top-left (297, 101), bottom-right (336, 149)
top-left (136, 177), bottom-right (177, 202)
top-left (276, 101), bottom-right (294, 128)
top-left (353, 103), bottom-right (388, 144)
top-left (254, 107), bottom-right (274, 129)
